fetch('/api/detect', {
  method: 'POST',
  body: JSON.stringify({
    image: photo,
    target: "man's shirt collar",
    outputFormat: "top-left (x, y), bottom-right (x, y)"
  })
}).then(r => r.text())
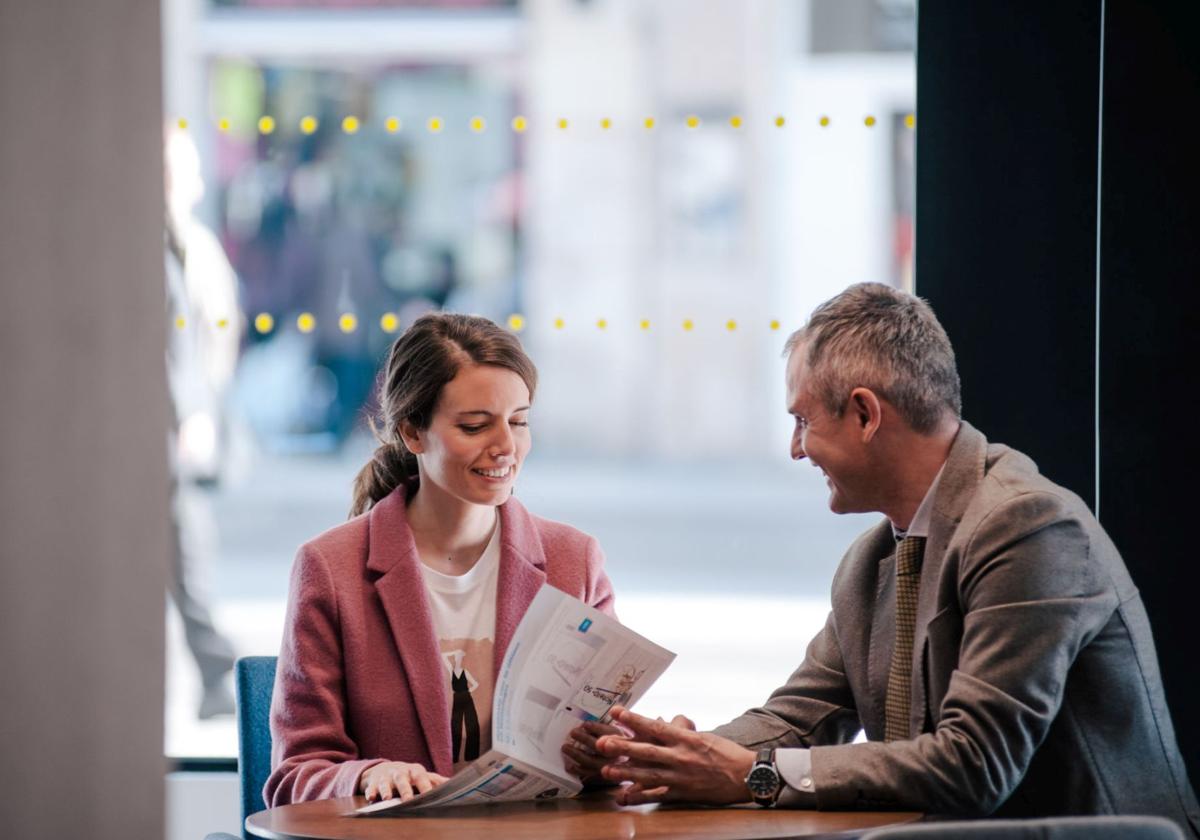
top-left (891, 461), bottom-right (947, 542)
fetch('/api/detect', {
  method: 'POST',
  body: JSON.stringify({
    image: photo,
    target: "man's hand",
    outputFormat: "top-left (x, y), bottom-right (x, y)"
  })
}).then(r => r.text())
top-left (595, 705), bottom-right (756, 806)
top-left (562, 721), bottom-right (626, 784)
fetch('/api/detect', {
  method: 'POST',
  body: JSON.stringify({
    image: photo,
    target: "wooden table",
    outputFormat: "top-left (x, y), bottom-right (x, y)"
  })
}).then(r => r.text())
top-left (246, 793), bottom-right (922, 840)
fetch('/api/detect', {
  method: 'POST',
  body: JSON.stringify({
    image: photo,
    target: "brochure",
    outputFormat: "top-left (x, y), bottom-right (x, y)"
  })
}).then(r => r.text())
top-left (355, 584), bottom-right (675, 814)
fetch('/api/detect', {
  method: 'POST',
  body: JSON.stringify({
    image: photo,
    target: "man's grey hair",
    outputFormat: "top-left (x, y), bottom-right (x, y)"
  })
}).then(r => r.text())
top-left (784, 283), bottom-right (962, 433)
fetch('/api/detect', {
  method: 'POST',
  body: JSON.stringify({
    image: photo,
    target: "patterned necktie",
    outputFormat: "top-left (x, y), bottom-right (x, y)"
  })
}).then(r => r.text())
top-left (884, 535), bottom-right (926, 742)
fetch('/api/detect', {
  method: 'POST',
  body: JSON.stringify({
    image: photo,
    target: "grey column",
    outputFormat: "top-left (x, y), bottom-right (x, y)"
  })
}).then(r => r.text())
top-left (0, 2), bottom-right (169, 839)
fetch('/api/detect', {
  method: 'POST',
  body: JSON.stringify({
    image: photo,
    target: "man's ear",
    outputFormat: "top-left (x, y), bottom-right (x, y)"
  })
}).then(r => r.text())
top-left (849, 387), bottom-right (883, 443)
top-left (397, 419), bottom-right (424, 454)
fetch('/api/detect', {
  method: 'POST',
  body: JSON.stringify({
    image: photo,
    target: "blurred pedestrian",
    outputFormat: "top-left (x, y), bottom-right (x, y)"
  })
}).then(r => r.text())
top-left (165, 125), bottom-right (240, 718)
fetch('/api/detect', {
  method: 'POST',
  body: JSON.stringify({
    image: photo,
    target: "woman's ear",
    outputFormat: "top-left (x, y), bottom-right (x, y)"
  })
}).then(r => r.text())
top-left (397, 420), bottom-right (424, 454)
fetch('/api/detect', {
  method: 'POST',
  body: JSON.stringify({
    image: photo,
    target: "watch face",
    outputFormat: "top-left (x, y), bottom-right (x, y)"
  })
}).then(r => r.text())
top-left (747, 766), bottom-right (779, 795)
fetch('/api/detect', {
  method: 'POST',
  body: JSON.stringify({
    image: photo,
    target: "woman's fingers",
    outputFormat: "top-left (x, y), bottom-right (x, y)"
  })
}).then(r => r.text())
top-left (375, 774), bottom-right (394, 801)
top-left (391, 767), bottom-right (416, 802)
top-left (361, 762), bottom-right (448, 802)
top-left (413, 770), bottom-right (435, 796)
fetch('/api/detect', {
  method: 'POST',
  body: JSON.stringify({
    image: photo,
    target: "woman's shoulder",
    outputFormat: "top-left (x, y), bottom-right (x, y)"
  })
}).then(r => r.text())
top-left (295, 510), bottom-right (371, 572)
top-left (505, 498), bottom-right (599, 555)
top-left (504, 500), bottom-right (614, 614)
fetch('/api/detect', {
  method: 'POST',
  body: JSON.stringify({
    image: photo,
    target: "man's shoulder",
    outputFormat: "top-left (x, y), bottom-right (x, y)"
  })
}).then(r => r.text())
top-left (968, 442), bottom-right (1094, 533)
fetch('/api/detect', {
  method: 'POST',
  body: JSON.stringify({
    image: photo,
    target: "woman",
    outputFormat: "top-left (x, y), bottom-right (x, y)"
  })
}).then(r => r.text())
top-left (266, 313), bottom-right (616, 806)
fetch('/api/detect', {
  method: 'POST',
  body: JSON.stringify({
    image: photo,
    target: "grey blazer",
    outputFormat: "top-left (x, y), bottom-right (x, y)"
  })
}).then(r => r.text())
top-left (714, 422), bottom-right (1200, 836)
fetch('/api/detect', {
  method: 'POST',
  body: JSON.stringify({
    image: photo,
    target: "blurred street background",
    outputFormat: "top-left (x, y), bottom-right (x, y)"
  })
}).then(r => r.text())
top-left (161, 0), bottom-right (913, 766)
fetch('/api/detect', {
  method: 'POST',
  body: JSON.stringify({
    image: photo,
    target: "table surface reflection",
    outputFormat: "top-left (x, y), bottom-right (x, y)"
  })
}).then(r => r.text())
top-left (245, 792), bottom-right (922, 840)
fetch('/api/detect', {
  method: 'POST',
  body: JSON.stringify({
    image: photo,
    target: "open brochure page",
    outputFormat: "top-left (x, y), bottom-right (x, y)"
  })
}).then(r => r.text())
top-left (355, 749), bottom-right (572, 814)
top-left (492, 585), bottom-right (674, 772)
top-left (356, 585), bottom-right (675, 815)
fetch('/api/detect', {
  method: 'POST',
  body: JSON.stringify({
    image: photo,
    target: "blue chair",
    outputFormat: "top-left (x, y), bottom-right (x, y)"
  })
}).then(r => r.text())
top-left (205, 655), bottom-right (277, 840)
top-left (235, 656), bottom-right (278, 830)
top-left (862, 815), bottom-right (1185, 839)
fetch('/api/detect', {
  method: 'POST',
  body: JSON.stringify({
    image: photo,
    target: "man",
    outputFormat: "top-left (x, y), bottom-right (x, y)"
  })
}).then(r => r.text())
top-left (582, 283), bottom-right (1200, 834)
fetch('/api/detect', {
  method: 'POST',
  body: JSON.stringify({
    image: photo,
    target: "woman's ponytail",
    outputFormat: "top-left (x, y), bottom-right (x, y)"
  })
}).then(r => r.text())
top-left (349, 439), bottom-right (414, 517)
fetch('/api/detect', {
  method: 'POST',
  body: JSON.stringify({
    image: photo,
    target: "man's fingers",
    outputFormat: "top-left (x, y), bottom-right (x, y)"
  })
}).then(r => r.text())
top-left (602, 762), bottom-right (674, 788)
top-left (564, 741), bottom-right (612, 774)
top-left (430, 773), bottom-right (449, 785)
top-left (377, 776), bottom-right (393, 801)
top-left (609, 706), bottom-right (689, 746)
top-left (670, 714), bottom-right (697, 731)
top-left (595, 736), bottom-right (673, 766)
top-left (582, 721), bottom-right (624, 740)
top-left (616, 783), bottom-right (672, 806)
top-left (569, 721), bottom-right (623, 752)
top-left (413, 772), bottom-right (434, 795)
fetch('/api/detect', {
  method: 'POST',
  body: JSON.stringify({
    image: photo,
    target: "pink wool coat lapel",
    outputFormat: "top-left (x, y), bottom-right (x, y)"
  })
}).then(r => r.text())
top-left (364, 490), bottom-right (454, 777)
top-left (364, 490), bottom-right (551, 778)
top-left (494, 500), bottom-right (549, 678)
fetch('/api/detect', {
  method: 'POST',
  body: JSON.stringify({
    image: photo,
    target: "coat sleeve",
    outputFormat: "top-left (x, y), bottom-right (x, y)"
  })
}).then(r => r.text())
top-left (265, 544), bottom-right (385, 805)
top-left (710, 609), bottom-right (862, 749)
top-left (582, 535), bottom-right (617, 618)
top-left (808, 491), bottom-right (1117, 814)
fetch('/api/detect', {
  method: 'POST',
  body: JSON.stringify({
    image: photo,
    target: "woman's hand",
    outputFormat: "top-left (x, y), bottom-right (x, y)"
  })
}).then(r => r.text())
top-left (359, 761), bottom-right (449, 803)
top-left (562, 720), bottom-right (630, 785)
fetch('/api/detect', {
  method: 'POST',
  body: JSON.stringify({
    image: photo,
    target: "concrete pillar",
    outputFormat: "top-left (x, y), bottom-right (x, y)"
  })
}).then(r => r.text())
top-left (0, 2), bottom-right (169, 838)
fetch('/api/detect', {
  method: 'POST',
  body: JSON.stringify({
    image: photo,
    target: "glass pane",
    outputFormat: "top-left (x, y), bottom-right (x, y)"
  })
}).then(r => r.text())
top-left (163, 0), bottom-right (913, 760)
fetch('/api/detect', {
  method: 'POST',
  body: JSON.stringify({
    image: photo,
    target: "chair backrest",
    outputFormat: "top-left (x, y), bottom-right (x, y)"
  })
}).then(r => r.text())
top-left (235, 656), bottom-right (277, 832)
top-left (863, 815), bottom-right (1185, 840)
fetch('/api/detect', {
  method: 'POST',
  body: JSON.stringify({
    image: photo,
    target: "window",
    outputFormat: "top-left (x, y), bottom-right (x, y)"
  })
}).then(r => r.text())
top-left (163, 0), bottom-right (913, 759)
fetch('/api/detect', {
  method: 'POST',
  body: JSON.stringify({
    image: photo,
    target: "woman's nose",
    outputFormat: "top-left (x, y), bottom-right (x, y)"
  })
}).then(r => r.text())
top-left (491, 426), bottom-right (515, 457)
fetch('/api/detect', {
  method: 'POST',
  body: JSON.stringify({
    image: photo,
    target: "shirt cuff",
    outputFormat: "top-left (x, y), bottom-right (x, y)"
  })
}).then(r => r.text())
top-left (774, 747), bottom-right (818, 808)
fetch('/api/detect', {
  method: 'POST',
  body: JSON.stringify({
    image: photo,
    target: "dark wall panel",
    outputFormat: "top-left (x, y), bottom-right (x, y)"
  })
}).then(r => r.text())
top-left (916, 0), bottom-right (1101, 504)
top-left (1099, 0), bottom-right (1200, 780)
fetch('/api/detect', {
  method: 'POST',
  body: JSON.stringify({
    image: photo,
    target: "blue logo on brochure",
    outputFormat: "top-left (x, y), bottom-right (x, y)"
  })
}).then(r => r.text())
top-left (578, 618), bottom-right (593, 633)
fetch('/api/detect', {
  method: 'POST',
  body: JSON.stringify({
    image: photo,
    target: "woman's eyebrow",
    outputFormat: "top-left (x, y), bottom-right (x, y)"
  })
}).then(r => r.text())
top-left (455, 406), bottom-right (531, 417)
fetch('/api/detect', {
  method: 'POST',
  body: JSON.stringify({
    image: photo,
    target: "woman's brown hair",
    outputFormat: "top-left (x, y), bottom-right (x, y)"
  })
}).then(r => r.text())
top-left (349, 313), bottom-right (538, 517)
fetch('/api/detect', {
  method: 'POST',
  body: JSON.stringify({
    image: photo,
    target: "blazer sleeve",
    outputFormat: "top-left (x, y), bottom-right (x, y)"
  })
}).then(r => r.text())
top-left (710, 609), bottom-right (861, 749)
top-left (808, 491), bottom-right (1118, 815)
top-left (265, 544), bottom-right (385, 805)
top-left (582, 535), bottom-right (617, 618)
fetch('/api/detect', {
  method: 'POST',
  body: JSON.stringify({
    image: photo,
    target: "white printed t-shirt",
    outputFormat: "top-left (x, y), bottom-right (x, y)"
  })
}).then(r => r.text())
top-left (418, 519), bottom-right (501, 772)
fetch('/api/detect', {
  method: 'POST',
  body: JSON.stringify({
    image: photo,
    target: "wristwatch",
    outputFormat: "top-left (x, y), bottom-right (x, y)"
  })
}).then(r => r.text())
top-left (744, 747), bottom-right (782, 807)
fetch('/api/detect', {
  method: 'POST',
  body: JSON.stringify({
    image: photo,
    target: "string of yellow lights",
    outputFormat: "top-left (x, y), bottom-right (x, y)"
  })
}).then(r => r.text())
top-left (171, 314), bottom-right (789, 335)
top-left (177, 113), bottom-right (915, 134)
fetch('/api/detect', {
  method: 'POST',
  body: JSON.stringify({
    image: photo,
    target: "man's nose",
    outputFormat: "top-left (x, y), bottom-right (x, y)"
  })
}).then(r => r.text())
top-left (791, 431), bottom-right (807, 461)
